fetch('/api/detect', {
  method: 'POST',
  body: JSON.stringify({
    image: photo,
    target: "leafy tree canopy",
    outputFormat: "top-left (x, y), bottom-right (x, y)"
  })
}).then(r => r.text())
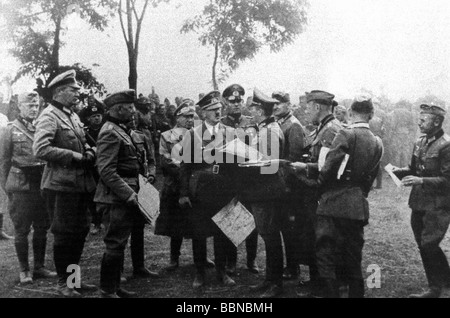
top-left (181, 0), bottom-right (309, 89)
top-left (1, 0), bottom-right (117, 83)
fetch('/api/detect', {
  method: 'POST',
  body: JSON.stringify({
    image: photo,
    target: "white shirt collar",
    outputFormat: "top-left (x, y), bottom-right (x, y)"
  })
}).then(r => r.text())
top-left (350, 122), bottom-right (370, 129)
top-left (204, 121), bottom-right (220, 135)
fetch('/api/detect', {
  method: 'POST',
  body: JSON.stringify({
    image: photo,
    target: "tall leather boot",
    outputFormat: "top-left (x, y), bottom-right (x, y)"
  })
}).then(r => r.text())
top-left (100, 253), bottom-right (121, 296)
top-left (33, 235), bottom-right (47, 270)
top-left (15, 237), bottom-right (29, 272)
top-left (348, 279), bottom-right (365, 298)
top-left (131, 226), bottom-right (145, 270)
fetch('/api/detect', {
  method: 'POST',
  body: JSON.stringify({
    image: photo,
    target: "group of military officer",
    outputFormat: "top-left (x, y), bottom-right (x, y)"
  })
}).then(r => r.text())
top-left (1, 67), bottom-right (450, 298)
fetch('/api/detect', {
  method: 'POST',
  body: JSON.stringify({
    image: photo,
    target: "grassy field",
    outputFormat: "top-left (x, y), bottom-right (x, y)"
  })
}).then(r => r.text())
top-left (0, 174), bottom-right (449, 298)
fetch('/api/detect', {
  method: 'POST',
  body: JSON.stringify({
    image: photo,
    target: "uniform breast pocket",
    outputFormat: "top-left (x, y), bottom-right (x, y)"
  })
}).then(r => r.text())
top-left (11, 133), bottom-right (29, 156)
top-left (122, 143), bottom-right (137, 157)
top-left (424, 153), bottom-right (440, 173)
top-left (58, 125), bottom-right (78, 147)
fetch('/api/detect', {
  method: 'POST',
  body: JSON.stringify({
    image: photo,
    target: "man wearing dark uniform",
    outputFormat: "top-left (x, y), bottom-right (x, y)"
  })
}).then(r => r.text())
top-left (0, 92), bottom-right (56, 284)
top-left (310, 96), bottom-right (383, 298)
top-left (291, 90), bottom-right (343, 296)
top-left (95, 89), bottom-right (159, 298)
top-left (33, 70), bottom-right (97, 297)
top-left (179, 91), bottom-right (238, 289)
top-left (221, 84), bottom-right (259, 275)
top-left (134, 96), bottom-right (157, 177)
top-left (79, 98), bottom-right (105, 234)
top-left (393, 104), bottom-right (450, 298)
top-left (245, 88), bottom-right (285, 298)
top-left (155, 99), bottom-right (214, 271)
top-left (272, 91), bottom-right (308, 281)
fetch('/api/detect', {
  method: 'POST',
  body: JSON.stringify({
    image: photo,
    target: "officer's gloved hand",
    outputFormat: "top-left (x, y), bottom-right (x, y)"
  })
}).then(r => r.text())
top-left (126, 193), bottom-right (139, 207)
top-left (81, 149), bottom-right (96, 168)
top-left (179, 196), bottom-right (192, 209)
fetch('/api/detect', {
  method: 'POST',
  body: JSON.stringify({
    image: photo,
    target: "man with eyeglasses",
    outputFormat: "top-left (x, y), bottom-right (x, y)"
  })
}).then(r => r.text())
top-left (221, 84), bottom-right (260, 276)
top-left (392, 104), bottom-right (450, 298)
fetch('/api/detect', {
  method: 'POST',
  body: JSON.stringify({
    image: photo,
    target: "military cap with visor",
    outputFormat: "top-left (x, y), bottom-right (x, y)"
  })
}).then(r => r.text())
top-left (196, 90), bottom-right (222, 111)
top-left (83, 97), bottom-right (105, 118)
top-left (306, 90), bottom-right (335, 106)
top-left (251, 88), bottom-right (280, 107)
top-left (420, 104), bottom-right (446, 118)
top-left (222, 84), bottom-right (245, 102)
top-left (175, 99), bottom-right (196, 117)
top-left (47, 70), bottom-right (81, 91)
top-left (103, 89), bottom-right (137, 109)
top-left (272, 91), bottom-right (290, 103)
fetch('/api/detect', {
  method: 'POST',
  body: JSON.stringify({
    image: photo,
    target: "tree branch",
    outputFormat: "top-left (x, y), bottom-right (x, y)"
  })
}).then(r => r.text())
top-left (118, 0), bottom-right (130, 45)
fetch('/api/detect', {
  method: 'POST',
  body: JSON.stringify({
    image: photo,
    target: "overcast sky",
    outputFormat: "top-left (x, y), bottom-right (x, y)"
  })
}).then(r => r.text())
top-left (2, 0), bottom-right (450, 105)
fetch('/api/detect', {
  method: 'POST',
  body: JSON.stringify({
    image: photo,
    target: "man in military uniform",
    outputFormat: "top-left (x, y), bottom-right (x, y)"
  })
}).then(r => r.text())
top-left (291, 90), bottom-right (343, 296)
top-left (0, 92), bottom-right (56, 284)
top-left (393, 104), bottom-right (450, 298)
top-left (95, 89), bottom-right (158, 298)
top-left (0, 111), bottom-right (14, 240)
top-left (334, 104), bottom-right (348, 125)
top-left (300, 96), bottom-right (383, 298)
top-left (135, 96), bottom-right (157, 172)
top-left (33, 70), bottom-right (97, 297)
top-left (79, 97), bottom-right (106, 234)
top-left (221, 84), bottom-right (259, 275)
top-left (179, 91), bottom-right (238, 289)
top-left (244, 88), bottom-right (285, 298)
top-left (272, 91), bottom-right (308, 281)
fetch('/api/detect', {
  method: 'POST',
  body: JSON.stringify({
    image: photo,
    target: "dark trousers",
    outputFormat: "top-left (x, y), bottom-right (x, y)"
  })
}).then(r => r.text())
top-left (192, 238), bottom-right (207, 273)
top-left (214, 230), bottom-right (236, 273)
top-left (98, 202), bottom-right (147, 293)
top-left (315, 215), bottom-right (365, 297)
top-left (227, 230), bottom-right (258, 268)
top-left (261, 231), bottom-right (283, 286)
top-left (252, 202), bottom-right (284, 286)
top-left (9, 191), bottom-right (49, 272)
top-left (170, 237), bottom-right (183, 261)
top-left (411, 209), bottom-right (450, 289)
top-left (45, 191), bottom-right (90, 285)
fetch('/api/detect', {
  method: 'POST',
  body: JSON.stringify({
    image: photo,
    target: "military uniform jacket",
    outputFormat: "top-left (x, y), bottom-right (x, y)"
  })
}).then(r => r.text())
top-left (277, 111), bottom-right (307, 162)
top-left (94, 120), bottom-right (143, 204)
top-left (179, 122), bottom-right (238, 238)
top-left (135, 111), bottom-right (157, 176)
top-left (395, 129), bottom-right (450, 210)
top-left (33, 102), bottom-right (96, 193)
top-left (238, 117), bottom-right (286, 203)
top-left (154, 127), bottom-right (189, 237)
top-left (0, 118), bottom-right (45, 192)
top-left (221, 114), bottom-right (252, 129)
top-left (317, 123), bottom-right (383, 223)
top-left (306, 114), bottom-right (343, 179)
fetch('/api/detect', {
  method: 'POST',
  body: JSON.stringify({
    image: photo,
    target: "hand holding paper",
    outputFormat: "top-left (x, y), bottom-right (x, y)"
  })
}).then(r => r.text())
top-left (384, 163), bottom-right (403, 188)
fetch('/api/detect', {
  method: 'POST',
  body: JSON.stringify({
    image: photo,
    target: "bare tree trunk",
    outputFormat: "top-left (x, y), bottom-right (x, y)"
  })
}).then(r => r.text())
top-left (212, 40), bottom-right (219, 90)
top-left (50, 16), bottom-right (62, 76)
top-left (128, 49), bottom-right (138, 90)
